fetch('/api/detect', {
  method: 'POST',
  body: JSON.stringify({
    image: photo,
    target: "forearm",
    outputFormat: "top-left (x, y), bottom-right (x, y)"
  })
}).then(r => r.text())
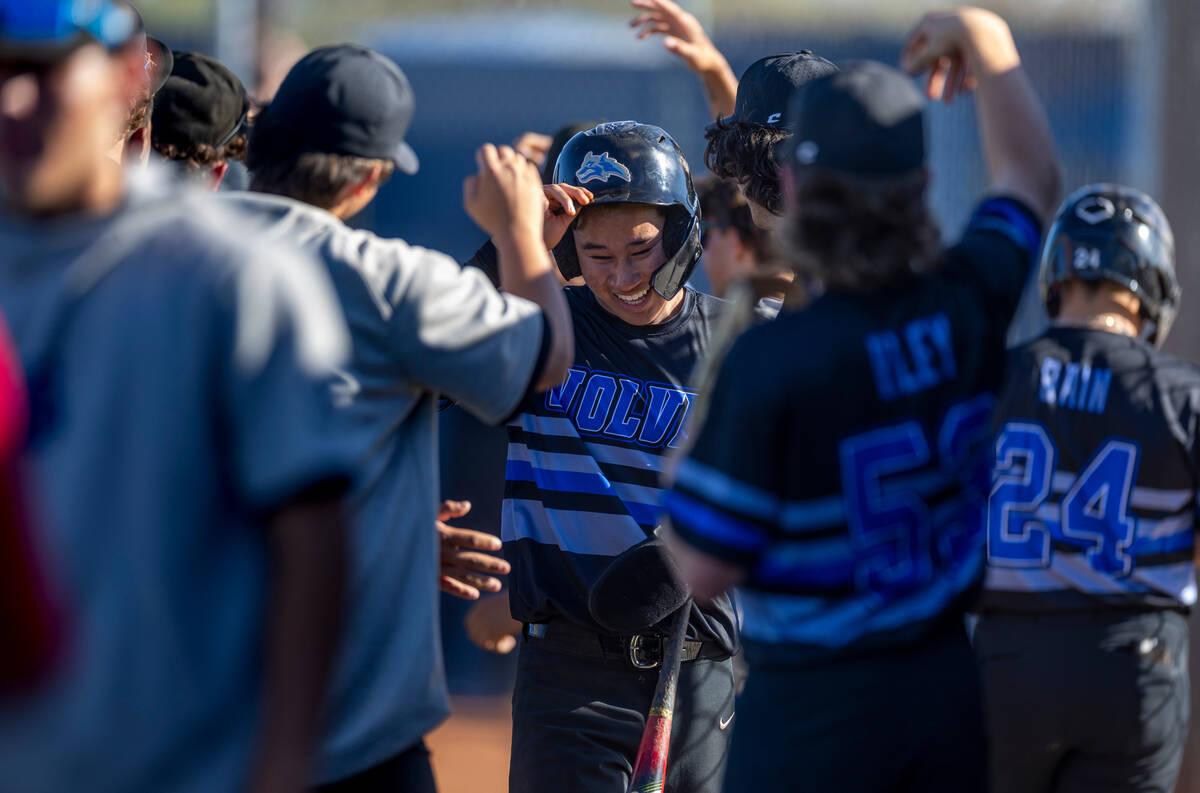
top-left (698, 60), bottom-right (738, 119)
top-left (246, 498), bottom-right (347, 793)
top-left (493, 229), bottom-right (574, 389)
top-left (965, 13), bottom-right (1061, 218)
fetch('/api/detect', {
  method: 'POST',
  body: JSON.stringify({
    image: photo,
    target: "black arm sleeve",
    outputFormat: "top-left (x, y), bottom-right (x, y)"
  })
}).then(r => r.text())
top-left (462, 239), bottom-right (501, 288)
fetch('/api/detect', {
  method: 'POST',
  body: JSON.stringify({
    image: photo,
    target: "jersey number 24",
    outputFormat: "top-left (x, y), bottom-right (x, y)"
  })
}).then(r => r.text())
top-left (987, 421), bottom-right (1140, 576)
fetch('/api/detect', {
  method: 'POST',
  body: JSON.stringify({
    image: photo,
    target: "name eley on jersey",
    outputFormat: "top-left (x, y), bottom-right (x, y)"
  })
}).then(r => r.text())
top-left (544, 365), bottom-right (696, 449)
top-left (866, 312), bottom-right (958, 401)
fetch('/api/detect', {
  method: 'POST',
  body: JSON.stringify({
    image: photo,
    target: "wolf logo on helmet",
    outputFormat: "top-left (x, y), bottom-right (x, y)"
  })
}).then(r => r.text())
top-left (551, 121), bottom-right (702, 301)
top-left (576, 152), bottom-right (632, 185)
top-left (1041, 183), bottom-right (1179, 347)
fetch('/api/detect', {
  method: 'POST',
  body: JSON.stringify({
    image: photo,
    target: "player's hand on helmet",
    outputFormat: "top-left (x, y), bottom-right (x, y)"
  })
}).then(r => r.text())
top-left (437, 499), bottom-right (511, 600)
top-left (513, 131), bottom-right (554, 169)
top-left (630, 0), bottom-right (722, 77)
top-left (901, 7), bottom-right (1018, 102)
top-left (463, 143), bottom-right (548, 243)
top-left (542, 183), bottom-right (593, 250)
top-left (464, 594), bottom-right (521, 655)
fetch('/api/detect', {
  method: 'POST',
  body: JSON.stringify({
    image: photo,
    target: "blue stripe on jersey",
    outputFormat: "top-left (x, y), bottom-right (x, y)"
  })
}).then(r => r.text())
top-left (753, 539), bottom-right (856, 589)
top-left (739, 542), bottom-right (985, 646)
top-left (970, 197), bottom-right (1041, 259)
top-left (502, 497), bottom-right (648, 556)
top-left (674, 458), bottom-right (780, 522)
top-left (663, 490), bottom-right (772, 553)
top-left (986, 560), bottom-right (1196, 606)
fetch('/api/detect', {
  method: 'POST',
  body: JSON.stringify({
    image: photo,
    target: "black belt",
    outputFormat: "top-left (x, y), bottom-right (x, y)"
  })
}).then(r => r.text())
top-left (523, 620), bottom-right (729, 670)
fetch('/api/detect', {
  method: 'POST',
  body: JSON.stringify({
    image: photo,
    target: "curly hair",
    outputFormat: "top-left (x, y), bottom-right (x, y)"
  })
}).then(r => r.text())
top-left (703, 119), bottom-right (790, 214)
top-left (783, 170), bottom-right (942, 292)
top-left (153, 133), bottom-right (248, 172)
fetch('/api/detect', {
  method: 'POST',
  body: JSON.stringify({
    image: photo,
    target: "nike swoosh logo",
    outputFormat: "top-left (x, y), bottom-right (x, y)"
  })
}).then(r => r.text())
top-left (719, 713), bottom-right (734, 730)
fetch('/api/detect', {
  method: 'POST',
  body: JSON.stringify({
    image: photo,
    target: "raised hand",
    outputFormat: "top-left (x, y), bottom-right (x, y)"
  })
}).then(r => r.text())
top-left (463, 143), bottom-right (548, 243)
top-left (629, 0), bottom-right (738, 118)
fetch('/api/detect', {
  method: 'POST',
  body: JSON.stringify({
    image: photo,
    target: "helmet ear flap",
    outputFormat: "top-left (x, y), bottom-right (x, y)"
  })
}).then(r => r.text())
top-left (554, 229), bottom-right (582, 281)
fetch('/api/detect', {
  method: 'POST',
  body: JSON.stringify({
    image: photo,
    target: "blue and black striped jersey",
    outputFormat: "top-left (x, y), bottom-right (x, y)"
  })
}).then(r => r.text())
top-left (666, 197), bottom-right (1042, 656)
top-left (503, 286), bottom-right (738, 653)
top-left (983, 328), bottom-right (1200, 612)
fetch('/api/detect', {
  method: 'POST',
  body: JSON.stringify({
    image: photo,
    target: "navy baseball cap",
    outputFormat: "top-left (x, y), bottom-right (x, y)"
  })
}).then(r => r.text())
top-left (779, 60), bottom-right (926, 178)
top-left (725, 51), bottom-right (838, 127)
top-left (259, 44), bottom-right (419, 174)
top-left (0, 0), bottom-right (138, 62)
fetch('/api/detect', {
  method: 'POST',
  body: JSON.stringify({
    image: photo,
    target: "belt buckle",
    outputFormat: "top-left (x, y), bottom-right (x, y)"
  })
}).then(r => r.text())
top-left (628, 634), bottom-right (663, 669)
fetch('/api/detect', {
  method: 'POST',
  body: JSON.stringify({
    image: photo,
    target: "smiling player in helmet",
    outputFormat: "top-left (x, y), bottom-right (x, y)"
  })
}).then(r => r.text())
top-left (977, 184), bottom-right (1194, 793)
top-left (466, 121), bottom-right (737, 792)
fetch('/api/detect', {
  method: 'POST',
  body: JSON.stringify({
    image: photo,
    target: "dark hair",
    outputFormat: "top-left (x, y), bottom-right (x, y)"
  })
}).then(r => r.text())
top-left (246, 109), bottom-right (395, 209)
top-left (153, 133), bottom-right (247, 172)
top-left (703, 119), bottom-right (790, 214)
top-left (784, 169), bottom-right (941, 292)
top-left (696, 176), bottom-right (780, 266)
top-left (249, 152), bottom-right (395, 209)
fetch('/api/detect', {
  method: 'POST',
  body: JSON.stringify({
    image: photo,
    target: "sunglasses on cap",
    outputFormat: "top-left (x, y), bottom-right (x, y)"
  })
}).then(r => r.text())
top-left (0, 0), bottom-right (137, 60)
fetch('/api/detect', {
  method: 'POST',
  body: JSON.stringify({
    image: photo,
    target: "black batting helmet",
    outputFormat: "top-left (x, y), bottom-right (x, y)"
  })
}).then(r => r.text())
top-left (551, 121), bottom-right (701, 301)
top-left (1041, 184), bottom-right (1179, 347)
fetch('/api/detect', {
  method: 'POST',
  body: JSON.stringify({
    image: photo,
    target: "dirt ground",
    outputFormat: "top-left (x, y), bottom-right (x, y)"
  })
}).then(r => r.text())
top-left (427, 695), bottom-right (513, 793)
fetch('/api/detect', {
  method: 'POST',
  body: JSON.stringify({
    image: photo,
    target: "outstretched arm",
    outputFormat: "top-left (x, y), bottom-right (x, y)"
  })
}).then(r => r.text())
top-left (630, 0), bottom-right (738, 119)
top-left (901, 7), bottom-right (1061, 220)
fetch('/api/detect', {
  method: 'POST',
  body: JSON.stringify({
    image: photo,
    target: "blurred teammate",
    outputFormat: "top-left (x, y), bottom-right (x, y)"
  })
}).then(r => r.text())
top-left (705, 51), bottom-right (836, 229)
top-left (110, 1), bottom-right (170, 166)
top-left (665, 8), bottom-right (1060, 791)
top-left (695, 175), bottom-right (786, 301)
top-left (977, 185), bottom-right (1191, 793)
top-left (231, 44), bottom-right (575, 791)
top-left (151, 51), bottom-right (249, 190)
top-left (0, 4), bottom-right (354, 793)
top-left (480, 121), bottom-right (737, 793)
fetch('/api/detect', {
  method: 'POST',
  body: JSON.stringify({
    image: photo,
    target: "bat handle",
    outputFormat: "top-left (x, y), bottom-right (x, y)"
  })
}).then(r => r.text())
top-left (628, 607), bottom-right (690, 793)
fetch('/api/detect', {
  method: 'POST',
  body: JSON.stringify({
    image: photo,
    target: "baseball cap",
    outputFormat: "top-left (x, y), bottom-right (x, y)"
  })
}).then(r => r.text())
top-left (0, 0), bottom-right (138, 62)
top-left (257, 44), bottom-right (419, 174)
top-left (779, 60), bottom-right (926, 178)
top-left (725, 51), bottom-right (838, 127)
top-left (152, 51), bottom-right (248, 150)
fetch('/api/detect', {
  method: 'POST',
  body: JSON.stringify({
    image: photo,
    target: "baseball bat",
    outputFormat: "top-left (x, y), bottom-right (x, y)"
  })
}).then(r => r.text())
top-left (628, 605), bottom-right (690, 793)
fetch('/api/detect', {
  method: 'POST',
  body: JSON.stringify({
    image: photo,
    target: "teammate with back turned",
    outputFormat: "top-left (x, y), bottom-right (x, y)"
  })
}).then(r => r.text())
top-left (663, 7), bottom-right (1061, 792)
top-left (976, 185), bottom-right (1192, 793)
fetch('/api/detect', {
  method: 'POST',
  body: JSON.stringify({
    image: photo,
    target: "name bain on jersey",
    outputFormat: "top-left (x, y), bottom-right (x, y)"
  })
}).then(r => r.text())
top-left (1038, 357), bottom-right (1112, 414)
top-left (544, 366), bottom-right (695, 448)
top-left (866, 313), bottom-right (957, 401)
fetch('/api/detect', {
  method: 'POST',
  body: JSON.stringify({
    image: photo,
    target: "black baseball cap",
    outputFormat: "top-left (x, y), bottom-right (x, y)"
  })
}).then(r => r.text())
top-left (152, 52), bottom-right (247, 150)
top-left (779, 60), bottom-right (926, 178)
top-left (257, 44), bottom-right (418, 174)
top-left (725, 51), bottom-right (838, 127)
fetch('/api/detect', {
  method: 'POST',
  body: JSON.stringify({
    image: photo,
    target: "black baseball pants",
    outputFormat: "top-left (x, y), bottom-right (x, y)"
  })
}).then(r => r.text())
top-left (724, 623), bottom-right (987, 793)
top-left (975, 609), bottom-right (1189, 793)
top-left (509, 633), bottom-right (735, 793)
